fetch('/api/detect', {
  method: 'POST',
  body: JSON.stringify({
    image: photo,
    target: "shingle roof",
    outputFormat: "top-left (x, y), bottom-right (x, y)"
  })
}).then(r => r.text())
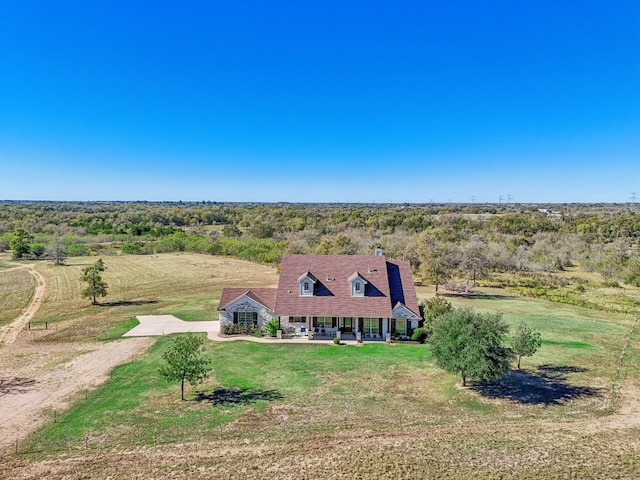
top-left (218, 287), bottom-right (277, 311)
top-left (386, 259), bottom-right (421, 317)
top-left (274, 254), bottom-right (420, 318)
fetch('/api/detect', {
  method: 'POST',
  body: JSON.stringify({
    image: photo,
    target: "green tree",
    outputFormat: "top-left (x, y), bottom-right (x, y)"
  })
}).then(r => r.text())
top-left (81, 258), bottom-right (108, 305)
top-left (419, 241), bottom-right (457, 292)
top-left (159, 334), bottom-right (211, 401)
top-left (419, 296), bottom-right (452, 337)
top-left (462, 238), bottom-right (488, 283)
top-left (9, 228), bottom-right (32, 259)
top-left (624, 256), bottom-right (640, 287)
top-left (222, 223), bottom-right (242, 238)
top-left (512, 322), bottom-right (542, 369)
top-left (431, 307), bottom-right (513, 386)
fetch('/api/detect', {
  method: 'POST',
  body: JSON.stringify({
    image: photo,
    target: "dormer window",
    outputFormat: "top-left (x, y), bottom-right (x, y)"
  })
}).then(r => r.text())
top-left (348, 271), bottom-right (367, 297)
top-left (298, 271), bottom-right (317, 296)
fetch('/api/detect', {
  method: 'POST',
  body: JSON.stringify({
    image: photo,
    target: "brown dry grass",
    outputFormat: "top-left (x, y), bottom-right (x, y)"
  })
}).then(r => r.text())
top-left (4, 413), bottom-right (640, 479)
top-left (0, 267), bottom-right (36, 328)
top-left (2, 254), bottom-right (640, 478)
top-left (31, 253), bottom-right (278, 341)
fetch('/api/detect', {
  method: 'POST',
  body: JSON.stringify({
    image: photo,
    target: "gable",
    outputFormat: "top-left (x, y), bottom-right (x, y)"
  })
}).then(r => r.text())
top-left (218, 288), bottom-right (277, 312)
top-left (392, 302), bottom-right (420, 320)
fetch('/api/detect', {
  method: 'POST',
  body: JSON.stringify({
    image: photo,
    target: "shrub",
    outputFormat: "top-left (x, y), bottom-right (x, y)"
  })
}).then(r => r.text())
top-left (220, 323), bottom-right (262, 336)
top-left (411, 327), bottom-right (429, 343)
top-left (205, 241), bottom-right (223, 255)
top-left (67, 243), bottom-right (88, 256)
top-left (333, 336), bottom-right (341, 345)
top-left (264, 318), bottom-right (279, 337)
top-left (29, 243), bottom-right (46, 258)
top-left (121, 242), bottom-right (144, 254)
top-left (624, 258), bottom-right (640, 287)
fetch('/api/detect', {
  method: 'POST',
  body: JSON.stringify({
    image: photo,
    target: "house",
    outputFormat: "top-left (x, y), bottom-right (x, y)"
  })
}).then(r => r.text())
top-left (217, 250), bottom-right (422, 340)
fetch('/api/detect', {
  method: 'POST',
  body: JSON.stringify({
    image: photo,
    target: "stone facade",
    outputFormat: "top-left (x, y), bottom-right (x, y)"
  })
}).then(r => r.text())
top-left (218, 296), bottom-right (276, 329)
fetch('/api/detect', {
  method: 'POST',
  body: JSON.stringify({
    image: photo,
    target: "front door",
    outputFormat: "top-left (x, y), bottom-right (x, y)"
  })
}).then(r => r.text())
top-left (339, 317), bottom-right (353, 333)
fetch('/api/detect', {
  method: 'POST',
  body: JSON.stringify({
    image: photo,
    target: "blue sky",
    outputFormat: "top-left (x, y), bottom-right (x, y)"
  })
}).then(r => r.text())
top-left (0, 1), bottom-right (638, 203)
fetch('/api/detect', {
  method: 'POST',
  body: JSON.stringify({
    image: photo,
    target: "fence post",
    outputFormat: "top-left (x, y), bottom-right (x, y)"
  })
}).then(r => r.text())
top-left (53, 410), bottom-right (56, 423)
top-left (28, 322), bottom-right (31, 330)
top-left (15, 439), bottom-right (18, 454)
top-left (45, 321), bottom-right (48, 330)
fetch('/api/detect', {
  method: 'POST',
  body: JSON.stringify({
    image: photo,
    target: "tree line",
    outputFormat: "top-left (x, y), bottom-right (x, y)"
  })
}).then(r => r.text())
top-left (2, 201), bottom-right (640, 288)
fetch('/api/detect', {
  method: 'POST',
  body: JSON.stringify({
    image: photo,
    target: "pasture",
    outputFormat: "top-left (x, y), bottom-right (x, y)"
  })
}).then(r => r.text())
top-left (28, 253), bottom-right (278, 341)
top-left (2, 253), bottom-right (639, 479)
top-left (0, 267), bottom-right (35, 328)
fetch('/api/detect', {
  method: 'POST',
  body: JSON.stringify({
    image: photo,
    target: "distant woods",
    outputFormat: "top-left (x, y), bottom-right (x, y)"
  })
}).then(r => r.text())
top-left (1, 201), bottom-right (640, 291)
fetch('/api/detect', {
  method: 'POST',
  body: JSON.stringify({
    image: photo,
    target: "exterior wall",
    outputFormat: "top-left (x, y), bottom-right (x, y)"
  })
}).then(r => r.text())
top-left (392, 304), bottom-right (420, 330)
top-left (219, 297), bottom-right (275, 329)
top-left (279, 315), bottom-right (309, 334)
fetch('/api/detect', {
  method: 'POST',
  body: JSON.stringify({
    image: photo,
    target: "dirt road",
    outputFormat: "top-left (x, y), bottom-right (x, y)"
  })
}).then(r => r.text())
top-left (0, 337), bottom-right (150, 451)
top-left (0, 264), bottom-right (152, 451)
top-left (0, 265), bottom-right (46, 346)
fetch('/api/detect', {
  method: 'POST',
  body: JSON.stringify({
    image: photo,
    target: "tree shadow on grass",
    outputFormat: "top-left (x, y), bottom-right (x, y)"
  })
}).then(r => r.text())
top-left (0, 377), bottom-right (37, 396)
top-left (100, 300), bottom-right (160, 307)
top-left (194, 387), bottom-right (283, 405)
top-left (472, 364), bottom-right (601, 405)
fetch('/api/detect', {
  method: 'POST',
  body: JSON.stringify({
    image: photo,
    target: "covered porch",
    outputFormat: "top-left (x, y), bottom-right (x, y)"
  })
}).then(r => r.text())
top-left (278, 315), bottom-right (414, 341)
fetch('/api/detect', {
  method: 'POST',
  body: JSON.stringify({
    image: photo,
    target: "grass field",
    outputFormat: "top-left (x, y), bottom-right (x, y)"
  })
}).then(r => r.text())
top-left (4, 253), bottom-right (640, 478)
top-left (29, 253), bottom-right (278, 342)
top-left (18, 329), bottom-right (640, 478)
top-left (0, 267), bottom-right (35, 328)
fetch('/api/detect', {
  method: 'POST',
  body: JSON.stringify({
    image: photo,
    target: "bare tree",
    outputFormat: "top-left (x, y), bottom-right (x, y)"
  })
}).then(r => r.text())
top-left (45, 234), bottom-right (67, 265)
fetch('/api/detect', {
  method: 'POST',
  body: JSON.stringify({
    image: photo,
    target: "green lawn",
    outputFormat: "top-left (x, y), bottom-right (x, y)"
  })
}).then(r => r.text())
top-left (24, 301), bottom-right (634, 455)
top-left (19, 286), bottom-right (640, 479)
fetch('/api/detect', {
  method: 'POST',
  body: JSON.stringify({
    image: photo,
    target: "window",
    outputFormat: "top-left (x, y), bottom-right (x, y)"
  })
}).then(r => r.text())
top-left (313, 316), bottom-right (333, 328)
top-left (235, 311), bottom-right (257, 325)
top-left (363, 318), bottom-right (379, 336)
top-left (300, 278), bottom-right (314, 296)
top-left (394, 318), bottom-right (406, 335)
top-left (291, 316), bottom-right (306, 323)
top-left (351, 277), bottom-right (365, 297)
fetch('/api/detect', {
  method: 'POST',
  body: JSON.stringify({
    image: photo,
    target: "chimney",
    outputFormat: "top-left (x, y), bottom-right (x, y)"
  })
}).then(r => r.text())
top-left (374, 247), bottom-right (383, 257)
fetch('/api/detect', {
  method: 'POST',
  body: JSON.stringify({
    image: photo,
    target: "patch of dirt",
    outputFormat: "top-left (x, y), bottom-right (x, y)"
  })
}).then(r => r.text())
top-left (0, 265), bottom-right (46, 346)
top-left (0, 337), bottom-right (149, 451)
top-left (597, 381), bottom-right (640, 430)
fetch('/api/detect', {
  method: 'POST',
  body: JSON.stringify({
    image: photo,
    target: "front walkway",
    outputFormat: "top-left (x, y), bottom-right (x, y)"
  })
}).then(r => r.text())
top-left (123, 315), bottom-right (359, 345)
